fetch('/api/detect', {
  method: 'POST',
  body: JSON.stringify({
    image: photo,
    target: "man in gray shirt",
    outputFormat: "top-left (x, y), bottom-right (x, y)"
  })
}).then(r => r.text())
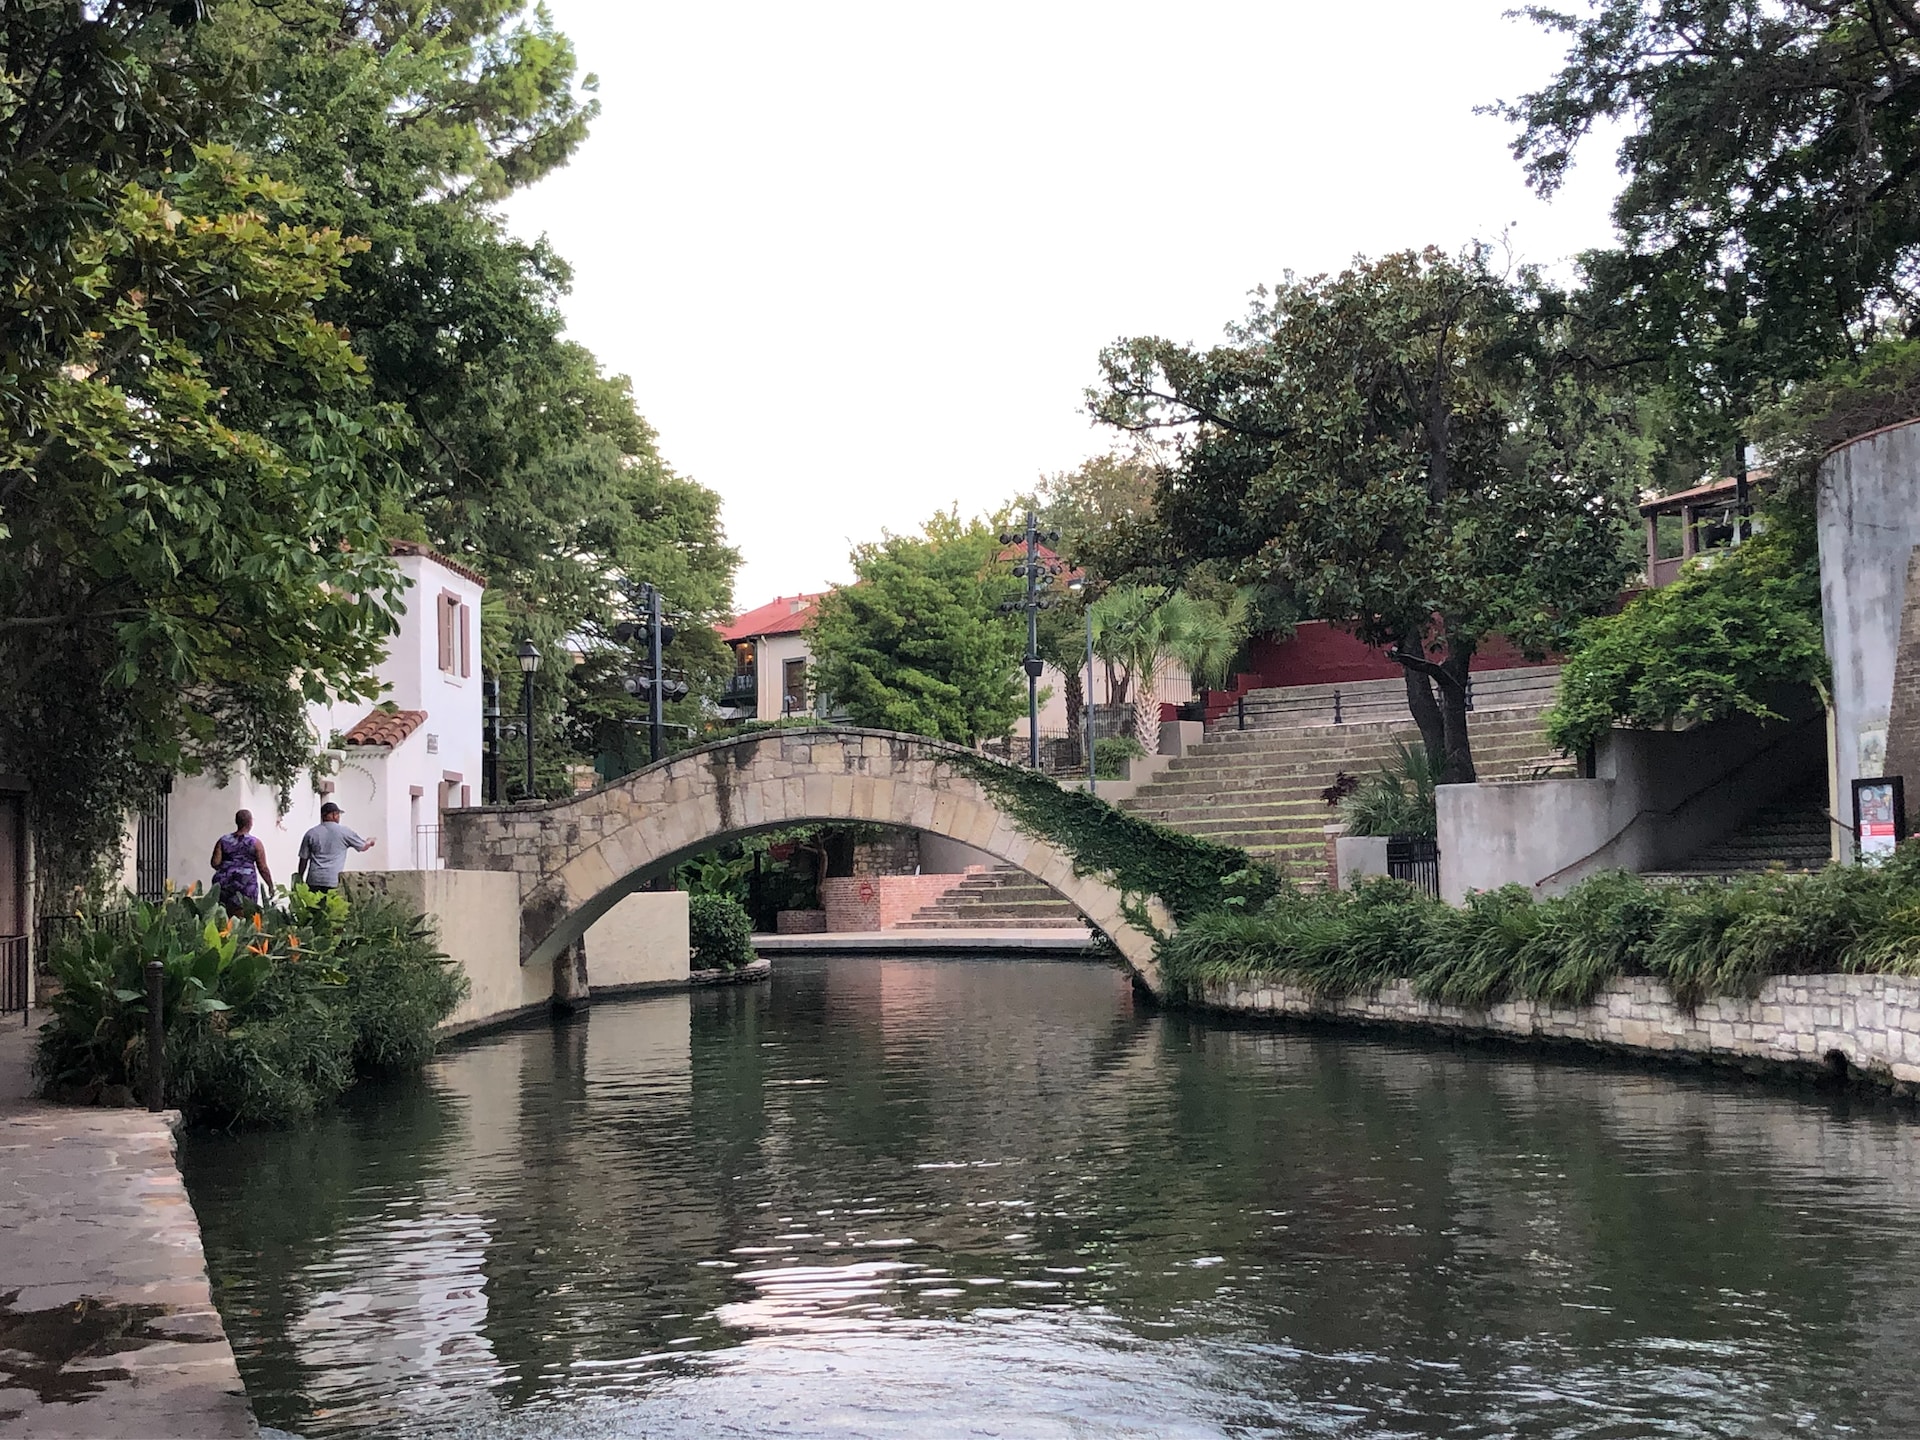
top-left (297, 802), bottom-right (377, 891)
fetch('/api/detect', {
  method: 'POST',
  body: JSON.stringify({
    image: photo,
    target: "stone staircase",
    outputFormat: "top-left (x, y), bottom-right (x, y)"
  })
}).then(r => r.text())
top-left (1643, 789), bottom-right (1835, 880)
top-left (895, 867), bottom-right (1088, 929)
top-left (1118, 668), bottom-right (1569, 880)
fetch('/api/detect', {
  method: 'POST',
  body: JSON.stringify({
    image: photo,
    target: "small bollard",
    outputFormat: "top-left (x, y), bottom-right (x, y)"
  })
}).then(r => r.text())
top-left (144, 959), bottom-right (164, 1112)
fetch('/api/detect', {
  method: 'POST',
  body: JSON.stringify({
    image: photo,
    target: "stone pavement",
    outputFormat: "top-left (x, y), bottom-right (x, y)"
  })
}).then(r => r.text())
top-left (1, 1012), bottom-right (258, 1438)
top-left (753, 927), bottom-right (1097, 956)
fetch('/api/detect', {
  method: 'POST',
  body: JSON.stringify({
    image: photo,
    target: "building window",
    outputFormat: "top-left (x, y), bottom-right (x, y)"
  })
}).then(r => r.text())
top-left (725, 641), bottom-right (757, 706)
top-left (437, 592), bottom-right (469, 676)
top-left (783, 658), bottom-right (808, 715)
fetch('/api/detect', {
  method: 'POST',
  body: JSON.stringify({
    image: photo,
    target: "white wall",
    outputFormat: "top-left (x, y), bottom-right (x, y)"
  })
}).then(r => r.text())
top-left (1819, 420), bottom-right (1920, 806)
top-left (755, 631), bottom-right (812, 719)
top-left (584, 891), bottom-right (691, 990)
top-left (350, 869), bottom-right (550, 1034)
top-left (157, 548), bottom-right (485, 892)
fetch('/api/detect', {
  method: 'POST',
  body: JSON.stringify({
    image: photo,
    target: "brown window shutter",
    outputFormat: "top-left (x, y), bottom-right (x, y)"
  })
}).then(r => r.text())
top-left (458, 603), bottom-right (471, 677)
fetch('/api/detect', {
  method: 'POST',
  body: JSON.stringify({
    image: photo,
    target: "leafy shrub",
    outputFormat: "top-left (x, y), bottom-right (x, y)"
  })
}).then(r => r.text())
top-left (1544, 519), bottom-right (1827, 755)
top-left (1094, 735), bottom-right (1147, 779)
top-left (1340, 740), bottom-right (1437, 838)
top-left (688, 893), bottom-right (756, 971)
top-left (1157, 841), bottom-right (1920, 1010)
top-left (36, 889), bottom-right (465, 1127)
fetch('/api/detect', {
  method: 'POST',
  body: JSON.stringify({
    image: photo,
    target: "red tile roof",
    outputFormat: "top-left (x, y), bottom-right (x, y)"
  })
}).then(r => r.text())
top-left (1637, 472), bottom-right (1769, 516)
top-left (343, 708), bottom-right (428, 748)
top-left (389, 540), bottom-right (488, 589)
top-left (719, 592), bottom-right (829, 642)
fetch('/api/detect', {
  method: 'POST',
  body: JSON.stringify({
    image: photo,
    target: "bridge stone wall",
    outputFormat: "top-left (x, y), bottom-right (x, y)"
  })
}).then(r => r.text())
top-left (443, 728), bottom-right (1166, 991)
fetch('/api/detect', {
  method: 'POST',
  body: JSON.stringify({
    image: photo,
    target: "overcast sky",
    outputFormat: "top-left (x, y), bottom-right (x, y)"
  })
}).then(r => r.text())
top-left (499, 1), bottom-right (1625, 611)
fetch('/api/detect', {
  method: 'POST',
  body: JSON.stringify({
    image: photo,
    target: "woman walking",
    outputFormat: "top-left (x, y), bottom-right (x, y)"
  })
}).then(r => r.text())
top-left (211, 809), bottom-right (273, 913)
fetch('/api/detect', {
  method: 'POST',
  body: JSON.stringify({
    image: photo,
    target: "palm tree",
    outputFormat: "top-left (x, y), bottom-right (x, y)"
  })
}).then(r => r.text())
top-left (1091, 587), bottom-right (1250, 744)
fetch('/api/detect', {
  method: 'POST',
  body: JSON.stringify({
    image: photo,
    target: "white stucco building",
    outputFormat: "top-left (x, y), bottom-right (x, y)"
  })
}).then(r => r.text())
top-left (142, 542), bottom-right (487, 894)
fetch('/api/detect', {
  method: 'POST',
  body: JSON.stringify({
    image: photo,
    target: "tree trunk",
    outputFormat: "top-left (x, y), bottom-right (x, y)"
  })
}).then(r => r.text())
top-left (1132, 666), bottom-right (1161, 754)
top-left (1434, 641), bottom-right (1477, 785)
top-left (1399, 627), bottom-right (1447, 775)
top-left (1063, 667), bottom-right (1085, 766)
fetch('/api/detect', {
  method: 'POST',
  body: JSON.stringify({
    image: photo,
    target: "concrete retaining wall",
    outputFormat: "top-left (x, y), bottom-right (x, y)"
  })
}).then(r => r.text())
top-left (348, 870), bottom-right (693, 1033)
top-left (1820, 419), bottom-right (1920, 805)
top-left (1200, 972), bottom-right (1920, 1094)
top-left (583, 890), bottom-right (690, 993)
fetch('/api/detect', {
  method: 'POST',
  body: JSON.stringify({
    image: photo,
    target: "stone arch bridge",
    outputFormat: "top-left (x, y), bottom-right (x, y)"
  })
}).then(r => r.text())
top-left (443, 727), bottom-right (1167, 993)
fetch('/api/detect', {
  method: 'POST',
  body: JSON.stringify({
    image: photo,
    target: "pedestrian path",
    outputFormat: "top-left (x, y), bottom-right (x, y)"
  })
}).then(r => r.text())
top-left (0, 1013), bottom-right (257, 1439)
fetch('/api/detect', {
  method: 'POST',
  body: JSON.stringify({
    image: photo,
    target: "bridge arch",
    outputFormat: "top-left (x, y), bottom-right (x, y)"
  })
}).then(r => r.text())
top-left (443, 728), bottom-right (1167, 992)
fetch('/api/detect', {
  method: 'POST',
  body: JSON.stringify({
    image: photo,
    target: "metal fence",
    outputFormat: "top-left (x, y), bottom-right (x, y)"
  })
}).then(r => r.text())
top-left (1211, 670), bottom-right (1560, 733)
top-left (133, 781), bottom-right (171, 902)
top-left (1387, 835), bottom-right (1441, 898)
top-left (414, 825), bottom-right (445, 870)
top-left (1, 934), bottom-right (27, 1025)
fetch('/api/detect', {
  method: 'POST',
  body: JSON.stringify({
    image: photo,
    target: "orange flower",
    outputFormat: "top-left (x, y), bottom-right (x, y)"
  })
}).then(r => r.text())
top-left (288, 935), bottom-right (300, 951)
top-left (219, 919), bottom-right (233, 939)
top-left (248, 941), bottom-right (269, 956)
top-left (251, 913), bottom-right (263, 933)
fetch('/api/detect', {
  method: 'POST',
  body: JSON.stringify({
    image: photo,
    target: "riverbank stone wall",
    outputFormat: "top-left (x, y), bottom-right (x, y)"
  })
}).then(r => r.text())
top-left (1200, 972), bottom-right (1920, 1095)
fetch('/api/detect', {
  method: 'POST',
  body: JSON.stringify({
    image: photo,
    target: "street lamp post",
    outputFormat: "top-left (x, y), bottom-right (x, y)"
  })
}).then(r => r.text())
top-left (517, 639), bottom-right (541, 798)
top-left (1001, 511), bottom-right (1058, 769)
top-left (1069, 577), bottom-right (1095, 796)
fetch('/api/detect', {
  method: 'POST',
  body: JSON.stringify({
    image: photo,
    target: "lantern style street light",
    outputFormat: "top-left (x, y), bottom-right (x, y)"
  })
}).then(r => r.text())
top-left (517, 639), bottom-right (541, 798)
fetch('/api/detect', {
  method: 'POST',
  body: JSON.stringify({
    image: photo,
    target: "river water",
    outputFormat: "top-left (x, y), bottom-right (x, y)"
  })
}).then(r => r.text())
top-left (180, 954), bottom-right (1920, 1438)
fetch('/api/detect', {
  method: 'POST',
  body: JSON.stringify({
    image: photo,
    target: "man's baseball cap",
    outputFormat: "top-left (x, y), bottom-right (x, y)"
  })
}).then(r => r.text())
top-left (321, 801), bottom-right (342, 817)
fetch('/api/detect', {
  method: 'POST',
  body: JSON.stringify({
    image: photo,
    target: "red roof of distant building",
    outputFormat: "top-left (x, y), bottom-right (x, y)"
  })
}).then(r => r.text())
top-left (719, 592), bottom-right (829, 642)
top-left (388, 539), bottom-right (488, 588)
top-left (342, 708), bottom-right (428, 748)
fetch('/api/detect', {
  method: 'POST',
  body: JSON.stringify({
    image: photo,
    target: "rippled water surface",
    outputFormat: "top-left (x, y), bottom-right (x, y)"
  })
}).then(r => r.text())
top-left (181, 955), bottom-right (1920, 1437)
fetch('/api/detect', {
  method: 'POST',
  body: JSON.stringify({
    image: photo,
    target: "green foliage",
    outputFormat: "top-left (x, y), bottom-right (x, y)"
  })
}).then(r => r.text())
top-left (1089, 586), bottom-right (1247, 739)
top-left (808, 511), bottom-right (1025, 743)
top-left (1157, 848), bottom-right (1920, 1011)
top-left (688, 894), bottom-right (756, 972)
top-left (1545, 519), bottom-right (1828, 754)
top-left (1094, 735), bottom-right (1147, 780)
top-left (946, 752), bottom-right (1278, 930)
top-left (2, 143), bottom-right (406, 892)
top-left (35, 890), bottom-right (464, 1127)
top-left (1503, 1), bottom-right (1920, 465)
top-left (1340, 740), bottom-right (1438, 838)
top-left (1091, 247), bottom-right (1647, 781)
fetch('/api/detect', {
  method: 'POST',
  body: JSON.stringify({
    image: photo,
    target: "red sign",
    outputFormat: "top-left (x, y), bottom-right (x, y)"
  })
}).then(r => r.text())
top-left (857, 881), bottom-right (876, 904)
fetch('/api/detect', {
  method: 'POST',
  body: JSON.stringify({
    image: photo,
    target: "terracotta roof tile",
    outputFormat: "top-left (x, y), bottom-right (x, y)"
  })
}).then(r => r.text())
top-left (719, 592), bottom-right (829, 642)
top-left (343, 708), bottom-right (428, 748)
top-left (388, 539), bottom-right (489, 588)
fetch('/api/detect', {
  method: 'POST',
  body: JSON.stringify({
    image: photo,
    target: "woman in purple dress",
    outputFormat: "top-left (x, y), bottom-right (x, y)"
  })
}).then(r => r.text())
top-left (210, 809), bottom-right (274, 912)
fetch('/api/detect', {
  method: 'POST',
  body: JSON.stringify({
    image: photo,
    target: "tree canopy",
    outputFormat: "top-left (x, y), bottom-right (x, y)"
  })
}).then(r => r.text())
top-left (1503, 0), bottom-right (1920, 468)
top-left (1090, 247), bottom-right (1647, 781)
top-left (808, 513), bottom-right (1025, 745)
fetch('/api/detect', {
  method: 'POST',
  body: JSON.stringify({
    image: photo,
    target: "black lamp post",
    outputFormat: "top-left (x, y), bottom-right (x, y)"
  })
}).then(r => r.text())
top-left (1069, 576), bottom-right (1095, 796)
top-left (1000, 511), bottom-right (1059, 768)
top-left (517, 639), bottom-right (541, 798)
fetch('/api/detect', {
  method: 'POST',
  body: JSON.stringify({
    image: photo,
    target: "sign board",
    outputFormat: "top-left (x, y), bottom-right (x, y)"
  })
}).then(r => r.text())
top-left (1853, 776), bottom-right (1907, 860)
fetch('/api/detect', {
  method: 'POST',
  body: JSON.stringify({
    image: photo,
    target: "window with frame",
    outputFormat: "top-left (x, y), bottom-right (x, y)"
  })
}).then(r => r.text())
top-left (783, 657), bottom-right (808, 714)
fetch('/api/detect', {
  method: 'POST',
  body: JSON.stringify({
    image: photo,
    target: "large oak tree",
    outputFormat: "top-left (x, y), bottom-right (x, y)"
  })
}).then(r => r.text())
top-left (1090, 248), bottom-right (1646, 783)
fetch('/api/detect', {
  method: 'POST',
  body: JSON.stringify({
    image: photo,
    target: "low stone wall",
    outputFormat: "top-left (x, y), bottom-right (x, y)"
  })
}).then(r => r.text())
top-left (584, 890), bottom-right (690, 993)
top-left (1199, 972), bottom-right (1920, 1095)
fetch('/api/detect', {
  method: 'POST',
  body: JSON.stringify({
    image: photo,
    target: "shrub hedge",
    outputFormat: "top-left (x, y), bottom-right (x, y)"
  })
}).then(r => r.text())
top-left (688, 893), bottom-right (756, 971)
top-left (1157, 849), bottom-right (1920, 1010)
top-left (36, 886), bottom-right (466, 1128)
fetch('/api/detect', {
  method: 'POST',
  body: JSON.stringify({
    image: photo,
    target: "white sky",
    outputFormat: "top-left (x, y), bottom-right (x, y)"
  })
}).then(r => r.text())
top-left (499, 1), bottom-right (1626, 611)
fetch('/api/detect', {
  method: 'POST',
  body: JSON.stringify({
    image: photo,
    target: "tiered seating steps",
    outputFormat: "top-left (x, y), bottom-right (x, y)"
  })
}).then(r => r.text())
top-left (895, 867), bottom-right (1087, 930)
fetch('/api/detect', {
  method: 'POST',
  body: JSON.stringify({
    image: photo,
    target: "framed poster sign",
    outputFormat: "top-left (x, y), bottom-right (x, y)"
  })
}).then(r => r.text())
top-left (1852, 776), bottom-right (1907, 860)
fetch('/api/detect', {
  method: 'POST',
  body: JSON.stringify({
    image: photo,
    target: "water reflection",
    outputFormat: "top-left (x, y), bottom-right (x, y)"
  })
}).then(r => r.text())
top-left (182, 956), bottom-right (1920, 1438)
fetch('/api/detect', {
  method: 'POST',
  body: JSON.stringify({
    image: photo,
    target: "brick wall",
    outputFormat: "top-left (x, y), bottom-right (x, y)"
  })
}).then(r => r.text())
top-left (819, 869), bottom-right (985, 931)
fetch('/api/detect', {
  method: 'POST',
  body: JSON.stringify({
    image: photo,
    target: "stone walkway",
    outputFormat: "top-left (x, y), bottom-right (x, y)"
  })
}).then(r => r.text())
top-left (1, 1012), bottom-right (257, 1438)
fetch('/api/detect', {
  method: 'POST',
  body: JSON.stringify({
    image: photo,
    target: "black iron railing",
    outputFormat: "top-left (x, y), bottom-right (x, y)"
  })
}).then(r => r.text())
top-left (1387, 835), bottom-right (1441, 899)
top-left (1, 934), bottom-right (27, 1026)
